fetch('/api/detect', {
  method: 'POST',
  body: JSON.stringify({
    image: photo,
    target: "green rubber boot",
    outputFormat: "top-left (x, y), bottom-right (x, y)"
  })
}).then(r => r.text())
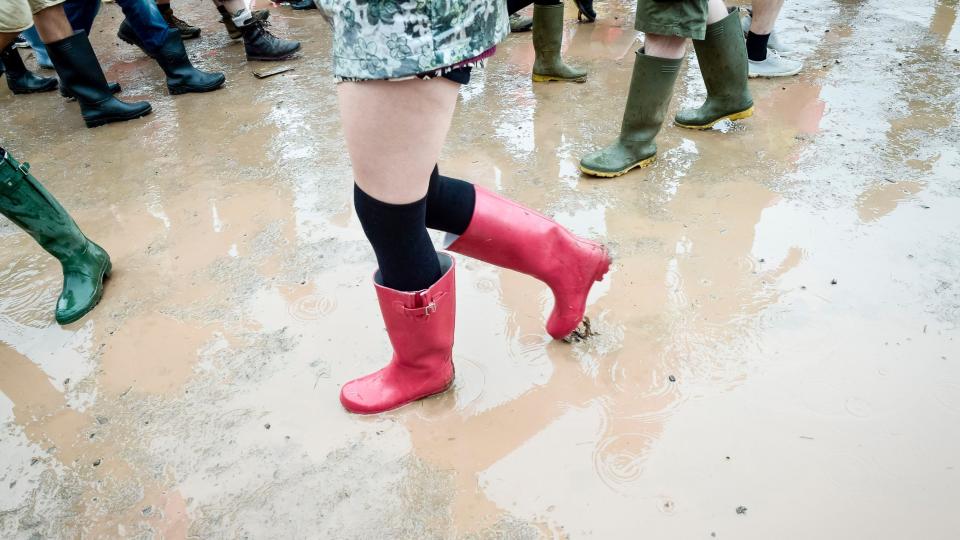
top-left (0, 148), bottom-right (111, 325)
top-left (675, 9), bottom-right (754, 130)
top-left (579, 52), bottom-right (681, 177)
top-left (532, 4), bottom-right (587, 83)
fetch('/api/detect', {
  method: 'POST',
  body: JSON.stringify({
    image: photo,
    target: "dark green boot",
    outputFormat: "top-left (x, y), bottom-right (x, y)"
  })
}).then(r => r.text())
top-left (579, 52), bottom-right (681, 177)
top-left (532, 4), bottom-right (587, 83)
top-left (0, 148), bottom-right (111, 325)
top-left (674, 9), bottom-right (754, 130)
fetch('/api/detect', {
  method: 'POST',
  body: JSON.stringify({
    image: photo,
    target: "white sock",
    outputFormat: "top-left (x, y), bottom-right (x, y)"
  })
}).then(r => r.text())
top-left (232, 8), bottom-right (252, 27)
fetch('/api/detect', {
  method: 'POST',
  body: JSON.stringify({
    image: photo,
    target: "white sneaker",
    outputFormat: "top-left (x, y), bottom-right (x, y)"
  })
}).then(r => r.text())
top-left (749, 49), bottom-right (802, 78)
top-left (740, 13), bottom-right (791, 53)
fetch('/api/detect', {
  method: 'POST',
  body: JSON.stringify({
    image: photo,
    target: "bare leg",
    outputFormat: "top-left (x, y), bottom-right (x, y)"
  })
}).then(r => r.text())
top-left (32, 4), bottom-right (74, 43)
top-left (706, 0), bottom-right (729, 24)
top-left (0, 32), bottom-right (17, 50)
top-left (338, 79), bottom-right (459, 204)
top-left (644, 34), bottom-right (686, 59)
top-left (749, 0), bottom-right (785, 34)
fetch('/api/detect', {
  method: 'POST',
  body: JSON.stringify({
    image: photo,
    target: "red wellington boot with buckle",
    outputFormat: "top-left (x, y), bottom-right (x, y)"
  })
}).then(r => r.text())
top-left (340, 253), bottom-right (457, 414)
top-left (447, 186), bottom-right (611, 340)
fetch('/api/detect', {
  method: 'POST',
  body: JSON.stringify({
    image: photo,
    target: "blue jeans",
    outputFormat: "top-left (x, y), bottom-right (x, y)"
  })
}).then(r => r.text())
top-left (114, 0), bottom-right (172, 53)
top-left (25, 0), bottom-right (169, 59)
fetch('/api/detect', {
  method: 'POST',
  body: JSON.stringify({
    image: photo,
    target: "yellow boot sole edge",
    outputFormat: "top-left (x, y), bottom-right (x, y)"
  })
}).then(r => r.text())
top-left (579, 154), bottom-right (657, 178)
top-left (674, 105), bottom-right (755, 131)
top-left (532, 73), bottom-right (588, 83)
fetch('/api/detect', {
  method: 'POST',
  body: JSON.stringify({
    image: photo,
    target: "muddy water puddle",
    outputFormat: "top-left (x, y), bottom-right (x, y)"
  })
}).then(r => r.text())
top-left (2, 0), bottom-right (960, 537)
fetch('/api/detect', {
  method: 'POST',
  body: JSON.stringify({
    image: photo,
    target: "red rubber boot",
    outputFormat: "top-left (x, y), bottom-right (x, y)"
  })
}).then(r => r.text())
top-left (340, 253), bottom-right (457, 414)
top-left (447, 187), bottom-right (611, 340)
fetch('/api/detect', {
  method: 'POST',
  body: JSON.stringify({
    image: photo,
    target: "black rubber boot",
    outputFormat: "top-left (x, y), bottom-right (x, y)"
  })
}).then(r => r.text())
top-left (117, 19), bottom-right (155, 58)
top-left (1, 43), bottom-right (58, 94)
top-left (289, 0), bottom-right (317, 10)
top-left (241, 19), bottom-right (301, 61)
top-left (573, 0), bottom-right (596, 22)
top-left (154, 32), bottom-right (225, 94)
top-left (45, 32), bottom-right (152, 128)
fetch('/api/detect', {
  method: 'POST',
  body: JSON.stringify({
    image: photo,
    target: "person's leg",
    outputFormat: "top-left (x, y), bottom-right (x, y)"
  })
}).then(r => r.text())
top-left (38, 3), bottom-right (153, 127)
top-left (745, 0), bottom-right (801, 77)
top-left (748, 0), bottom-right (782, 34)
top-left (64, 0), bottom-right (100, 34)
top-left (1, 0), bottom-right (37, 49)
top-left (338, 78), bottom-right (458, 414)
top-left (20, 27), bottom-right (53, 68)
top-left (579, 32), bottom-right (683, 176)
top-left (155, 0), bottom-right (201, 39)
top-left (114, 0), bottom-right (225, 94)
top-left (113, 0), bottom-right (171, 54)
top-left (0, 147), bottom-right (111, 325)
top-left (531, 0), bottom-right (587, 82)
top-left (579, 0), bottom-right (712, 177)
top-left (217, 0), bottom-right (300, 61)
top-left (1, 35), bottom-right (58, 93)
top-left (674, 0), bottom-right (754, 128)
top-left (31, 3), bottom-right (73, 42)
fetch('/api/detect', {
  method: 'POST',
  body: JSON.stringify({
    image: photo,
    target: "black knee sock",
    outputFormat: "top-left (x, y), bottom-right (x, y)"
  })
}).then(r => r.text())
top-left (354, 185), bottom-right (441, 292)
top-left (746, 31), bottom-right (769, 61)
top-left (424, 165), bottom-right (476, 236)
top-left (507, 0), bottom-right (560, 15)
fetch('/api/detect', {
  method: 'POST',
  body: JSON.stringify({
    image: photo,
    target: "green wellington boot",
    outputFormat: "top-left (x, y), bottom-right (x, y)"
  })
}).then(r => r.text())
top-left (0, 148), bottom-right (111, 325)
top-left (675, 9), bottom-right (754, 130)
top-left (532, 4), bottom-right (587, 83)
top-left (579, 52), bottom-right (681, 177)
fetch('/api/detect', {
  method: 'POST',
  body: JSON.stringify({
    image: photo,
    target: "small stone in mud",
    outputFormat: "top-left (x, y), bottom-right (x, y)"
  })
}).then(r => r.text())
top-left (801, 285), bottom-right (807, 290)
top-left (264, 423), bottom-right (271, 430)
top-left (30, 457), bottom-right (39, 466)
top-left (92, 458), bottom-right (102, 467)
top-left (142, 506), bottom-right (153, 516)
top-left (831, 279), bottom-right (838, 285)
top-left (63, 378), bottom-right (70, 385)
top-left (736, 506), bottom-right (748, 515)
top-left (668, 375), bottom-right (676, 382)
top-left (9, 480), bottom-right (16, 488)
top-left (96, 416), bottom-right (109, 425)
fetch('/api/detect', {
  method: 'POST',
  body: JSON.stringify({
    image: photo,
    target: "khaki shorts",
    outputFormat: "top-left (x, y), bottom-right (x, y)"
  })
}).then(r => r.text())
top-left (0, 0), bottom-right (64, 34)
top-left (635, 0), bottom-right (710, 40)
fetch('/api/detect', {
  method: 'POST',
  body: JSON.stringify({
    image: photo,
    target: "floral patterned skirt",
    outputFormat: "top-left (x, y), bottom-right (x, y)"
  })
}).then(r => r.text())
top-left (316, 0), bottom-right (509, 81)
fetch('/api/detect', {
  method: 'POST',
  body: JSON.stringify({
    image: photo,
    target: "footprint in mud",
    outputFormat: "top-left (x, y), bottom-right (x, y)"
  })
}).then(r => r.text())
top-left (288, 294), bottom-right (337, 321)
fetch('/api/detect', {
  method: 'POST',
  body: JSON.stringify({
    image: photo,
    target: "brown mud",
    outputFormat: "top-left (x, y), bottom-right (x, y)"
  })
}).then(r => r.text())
top-left (1, 0), bottom-right (959, 538)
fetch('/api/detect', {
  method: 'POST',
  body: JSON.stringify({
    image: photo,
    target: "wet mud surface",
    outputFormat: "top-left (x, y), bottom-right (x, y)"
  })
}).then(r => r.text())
top-left (2, 0), bottom-right (959, 537)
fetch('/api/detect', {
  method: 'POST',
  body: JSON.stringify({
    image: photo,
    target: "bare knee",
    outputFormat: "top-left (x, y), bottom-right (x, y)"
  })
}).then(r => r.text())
top-left (643, 34), bottom-right (687, 60)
